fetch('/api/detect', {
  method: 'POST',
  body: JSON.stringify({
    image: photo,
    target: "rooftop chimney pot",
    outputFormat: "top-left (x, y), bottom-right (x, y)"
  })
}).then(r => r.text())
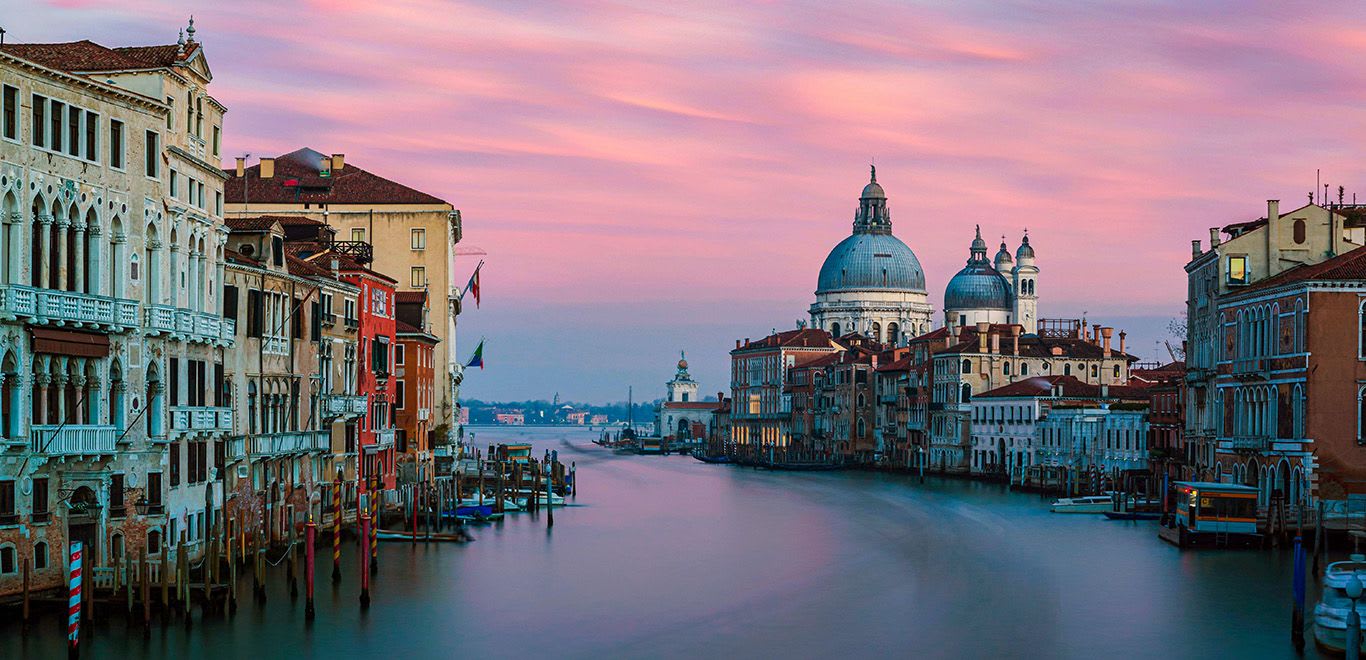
top-left (260, 157), bottom-right (275, 179)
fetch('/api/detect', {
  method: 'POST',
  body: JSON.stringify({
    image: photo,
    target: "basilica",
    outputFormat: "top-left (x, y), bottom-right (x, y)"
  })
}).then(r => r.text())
top-left (810, 168), bottom-right (1038, 341)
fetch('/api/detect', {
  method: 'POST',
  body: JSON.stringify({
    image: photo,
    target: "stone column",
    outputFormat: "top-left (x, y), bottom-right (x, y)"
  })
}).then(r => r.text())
top-left (71, 372), bottom-right (87, 423)
top-left (38, 213), bottom-right (53, 289)
top-left (0, 373), bottom-right (7, 439)
top-left (86, 223), bottom-right (102, 296)
top-left (53, 371), bottom-right (69, 424)
top-left (85, 372), bottom-right (101, 425)
top-left (110, 233), bottom-right (126, 299)
top-left (56, 216), bottom-right (70, 291)
top-left (73, 220), bottom-right (86, 293)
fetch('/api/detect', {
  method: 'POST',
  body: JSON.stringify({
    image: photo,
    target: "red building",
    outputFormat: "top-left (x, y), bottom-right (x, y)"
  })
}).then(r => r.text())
top-left (340, 264), bottom-right (399, 490)
top-left (395, 311), bottom-right (439, 482)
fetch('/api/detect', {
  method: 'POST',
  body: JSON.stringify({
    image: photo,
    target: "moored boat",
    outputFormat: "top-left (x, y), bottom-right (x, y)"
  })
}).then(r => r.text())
top-left (692, 451), bottom-right (731, 464)
top-left (1050, 495), bottom-right (1114, 514)
top-left (1102, 510), bottom-right (1162, 521)
top-left (1314, 555), bottom-right (1366, 654)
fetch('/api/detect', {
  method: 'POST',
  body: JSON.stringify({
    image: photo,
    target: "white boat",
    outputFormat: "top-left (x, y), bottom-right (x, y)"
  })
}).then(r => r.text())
top-left (459, 492), bottom-right (524, 512)
top-left (1314, 555), bottom-right (1366, 653)
top-left (1050, 495), bottom-right (1114, 514)
top-left (516, 489), bottom-right (566, 507)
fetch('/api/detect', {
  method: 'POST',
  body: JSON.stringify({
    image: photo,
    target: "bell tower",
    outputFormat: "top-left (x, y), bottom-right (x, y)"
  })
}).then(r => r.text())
top-left (666, 351), bottom-right (698, 403)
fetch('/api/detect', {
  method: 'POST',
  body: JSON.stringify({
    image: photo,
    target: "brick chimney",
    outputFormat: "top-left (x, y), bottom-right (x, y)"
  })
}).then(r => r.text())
top-left (1011, 325), bottom-right (1021, 355)
top-left (976, 322), bottom-right (989, 353)
top-left (735, 339), bottom-right (741, 349)
top-left (260, 157), bottom-right (275, 179)
top-left (1101, 327), bottom-right (1113, 357)
top-left (1092, 324), bottom-right (1101, 345)
top-left (990, 331), bottom-right (1000, 355)
top-left (1119, 331), bottom-right (1127, 356)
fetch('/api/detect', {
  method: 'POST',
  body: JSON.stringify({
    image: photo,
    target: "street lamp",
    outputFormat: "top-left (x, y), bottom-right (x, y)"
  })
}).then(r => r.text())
top-left (1348, 573), bottom-right (1363, 660)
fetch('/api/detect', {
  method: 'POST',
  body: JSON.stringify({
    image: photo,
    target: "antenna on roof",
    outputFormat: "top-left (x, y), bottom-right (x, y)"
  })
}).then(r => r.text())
top-left (1341, 186), bottom-right (1347, 206)
top-left (1317, 168), bottom-right (1321, 204)
top-left (0, 27), bottom-right (7, 46)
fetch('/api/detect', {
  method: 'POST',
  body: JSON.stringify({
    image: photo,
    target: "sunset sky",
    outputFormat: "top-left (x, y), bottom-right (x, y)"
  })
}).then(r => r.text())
top-left (14, 0), bottom-right (1366, 402)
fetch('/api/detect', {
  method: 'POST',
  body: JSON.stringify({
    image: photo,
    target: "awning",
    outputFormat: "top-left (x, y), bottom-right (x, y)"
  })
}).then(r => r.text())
top-left (29, 328), bottom-right (111, 358)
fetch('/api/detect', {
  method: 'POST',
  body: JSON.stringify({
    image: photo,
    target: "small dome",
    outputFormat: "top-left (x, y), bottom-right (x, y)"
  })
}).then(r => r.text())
top-left (817, 233), bottom-right (926, 293)
top-left (945, 264), bottom-right (1015, 311)
top-left (861, 180), bottom-right (885, 199)
top-left (1016, 232), bottom-right (1035, 260)
top-left (994, 240), bottom-right (1013, 268)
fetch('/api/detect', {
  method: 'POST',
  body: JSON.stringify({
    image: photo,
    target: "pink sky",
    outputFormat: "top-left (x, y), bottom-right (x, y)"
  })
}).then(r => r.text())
top-left (15, 0), bottom-right (1366, 401)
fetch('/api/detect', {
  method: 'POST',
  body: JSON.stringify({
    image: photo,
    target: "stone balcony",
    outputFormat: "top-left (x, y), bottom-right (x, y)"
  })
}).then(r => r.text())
top-left (0, 284), bottom-right (140, 331)
top-left (250, 430), bottom-right (330, 456)
top-left (145, 305), bottom-right (236, 346)
top-left (30, 424), bottom-right (119, 455)
top-left (169, 406), bottom-right (233, 437)
top-left (322, 394), bottom-right (367, 419)
top-left (374, 428), bottom-right (396, 448)
top-left (417, 407), bottom-right (430, 422)
top-left (1229, 435), bottom-right (1271, 452)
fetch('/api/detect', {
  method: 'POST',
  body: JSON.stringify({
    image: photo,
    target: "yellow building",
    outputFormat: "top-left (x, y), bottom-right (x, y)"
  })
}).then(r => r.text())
top-left (223, 149), bottom-right (463, 445)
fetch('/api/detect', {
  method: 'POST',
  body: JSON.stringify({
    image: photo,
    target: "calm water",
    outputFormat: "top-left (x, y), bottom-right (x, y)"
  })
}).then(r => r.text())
top-left (3, 426), bottom-right (1320, 658)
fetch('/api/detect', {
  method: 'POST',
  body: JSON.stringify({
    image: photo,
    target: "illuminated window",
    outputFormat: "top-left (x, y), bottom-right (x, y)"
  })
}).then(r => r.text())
top-left (1227, 256), bottom-right (1248, 285)
top-left (350, 228), bottom-right (366, 243)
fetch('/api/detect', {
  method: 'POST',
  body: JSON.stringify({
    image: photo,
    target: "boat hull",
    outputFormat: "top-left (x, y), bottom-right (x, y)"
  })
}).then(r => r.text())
top-left (1103, 511), bottom-right (1162, 521)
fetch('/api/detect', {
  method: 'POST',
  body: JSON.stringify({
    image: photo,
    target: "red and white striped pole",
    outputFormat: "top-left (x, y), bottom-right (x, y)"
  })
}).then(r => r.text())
top-left (68, 541), bottom-right (83, 659)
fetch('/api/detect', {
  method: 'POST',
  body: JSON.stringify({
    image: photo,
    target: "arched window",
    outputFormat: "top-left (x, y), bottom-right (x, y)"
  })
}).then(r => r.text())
top-left (1003, 362), bottom-right (1012, 376)
top-left (147, 529), bottom-right (162, 556)
top-left (1020, 363), bottom-right (1029, 376)
top-left (961, 384), bottom-right (972, 404)
top-left (1113, 365), bottom-right (1120, 379)
top-left (1360, 301), bottom-right (1366, 359)
top-left (1293, 385), bottom-right (1305, 438)
top-left (1294, 298), bottom-right (1305, 352)
top-left (870, 322), bottom-right (880, 341)
top-left (857, 393), bottom-right (866, 408)
top-left (248, 382), bottom-right (258, 435)
top-left (1064, 364), bottom-right (1072, 376)
top-left (857, 419), bottom-right (865, 437)
top-left (1293, 218), bottom-right (1306, 244)
top-left (887, 322), bottom-right (899, 345)
top-left (1090, 365), bottom-right (1098, 378)
top-left (33, 541), bottom-right (48, 570)
top-left (831, 322), bottom-right (840, 337)
top-left (961, 359), bottom-right (971, 374)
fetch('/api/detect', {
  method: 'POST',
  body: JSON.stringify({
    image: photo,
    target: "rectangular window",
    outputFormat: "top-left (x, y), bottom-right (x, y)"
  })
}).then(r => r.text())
top-left (292, 297), bottom-right (304, 339)
top-left (48, 99), bottom-right (64, 151)
top-left (395, 344), bottom-right (405, 366)
top-left (110, 474), bottom-right (126, 517)
top-left (109, 119), bottom-right (124, 169)
top-left (145, 130), bottom-right (160, 178)
top-left (66, 105), bottom-right (80, 157)
top-left (170, 170), bottom-right (179, 198)
top-left (223, 284), bottom-right (239, 320)
top-left (351, 228), bottom-right (366, 243)
top-left (169, 357), bottom-right (180, 407)
top-left (1228, 256), bottom-right (1248, 285)
top-left (84, 109), bottom-right (98, 161)
top-left (410, 266), bottom-right (425, 288)
top-left (2, 85), bottom-right (17, 140)
top-left (212, 125), bottom-right (221, 156)
top-left (31, 94), bottom-right (45, 147)
top-left (30, 478), bottom-right (48, 523)
top-left (396, 380), bottom-right (406, 409)
top-left (0, 480), bottom-right (13, 524)
top-left (198, 181), bottom-right (206, 209)
top-left (410, 228), bottom-right (426, 250)
top-left (247, 289), bottom-right (263, 337)
top-left (146, 472), bottom-right (163, 513)
top-left (311, 301), bottom-right (321, 341)
top-left (170, 441), bottom-right (181, 487)
top-left (215, 191), bottom-right (222, 216)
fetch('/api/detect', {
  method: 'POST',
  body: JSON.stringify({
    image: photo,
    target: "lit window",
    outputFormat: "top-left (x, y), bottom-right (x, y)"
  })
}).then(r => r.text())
top-left (351, 228), bottom-right (366, 243)
top-left (1227, 256), bottom-right (1248, 285)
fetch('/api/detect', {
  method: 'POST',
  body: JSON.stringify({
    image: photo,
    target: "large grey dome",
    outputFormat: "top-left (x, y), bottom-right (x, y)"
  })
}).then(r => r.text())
top-left (817, 233), bottom-right (927, 293)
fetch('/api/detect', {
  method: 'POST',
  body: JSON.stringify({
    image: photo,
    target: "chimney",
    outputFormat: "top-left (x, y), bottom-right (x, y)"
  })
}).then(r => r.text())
top-left (1267, 199), bottom-right (1280, 273)
top-left (1011, 325), bottom-right (1020, 355)
top-left (1191, 239), bottom-right (1202, 259)
top-left (260, 157), bottom-right (275, 179)
top-left (744, 337), bottom-right (751, 347)
top-left (990, 331), bottom-right (1000, 355)
top-left (1209, 227), bottom-right (1221, 248)
top-left (1092, 324), bottom-right (1101, 345)
top-left (1101, 327), bottom-right (1113, 358)
top-left (235, 157), bottom-right (246, 178)
top-left (976, 322), bottom-right (989, 353)
top-left (735, 339), bottom-right (741, 349)
top-left (1119, 331), bottom-right (1127, 356)
top-left (331, 153), bottom-right (345, 172)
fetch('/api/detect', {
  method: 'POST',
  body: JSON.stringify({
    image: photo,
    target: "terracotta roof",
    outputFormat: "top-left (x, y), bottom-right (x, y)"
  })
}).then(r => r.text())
top-left (0, 40), bottom-right (197, 72)
top-left (977, 375), bottom-right (1149, 401)
top-left (935, 334), bottom-right (1136, 362)
top-left (876, 354), bottom-right (915, 372)
top-left (225, 216), bottom-right (281, 232)
top-left (734, 328), bottom-right (838, 352)
top-left (223, 148), bottom-right (448, 206)
top-left (285, 254), bottom-right (335, 279)
top-left (394, 320), bottom-right (420, 334)
top-left (395, 291), bottom-right (427, 304)
top-left (223, 246), bottom-right (259, 266)
top-left (1236, 245), bottom-right (1366, 294)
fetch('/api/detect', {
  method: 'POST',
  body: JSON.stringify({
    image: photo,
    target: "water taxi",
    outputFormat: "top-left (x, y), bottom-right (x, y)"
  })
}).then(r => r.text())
top-left (1050, 495), bottom-right (1114, 514)
top-left (1157, 481), bottom-right (1261, 548)
top-left (1314, 555), bottom-right (1366, 654)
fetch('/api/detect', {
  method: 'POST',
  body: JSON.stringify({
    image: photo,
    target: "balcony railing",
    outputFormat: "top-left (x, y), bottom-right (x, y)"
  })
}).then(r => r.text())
top-left (30, 424), bottom-right (118, 455)
top-left (169, 406), bottom-right (233, 435)
top-left (0, 285), bottom-right (139, 331)
top-left (343, 317), bottom-right (359, 331)
top-left (250, 430), bottom-right (330, 456)
top-left (148, 305), bottom-right (235, 345)
top-left (321, 394), bottom-right (367, 419)
top-left (263, 336), bottom-right (288, 355)
top-left (374, 428), bottom-right (396, 448)
top-left (1229, 435), bottom-right (1270, 452)
top-left (417, 408), bottom-right (430, 422)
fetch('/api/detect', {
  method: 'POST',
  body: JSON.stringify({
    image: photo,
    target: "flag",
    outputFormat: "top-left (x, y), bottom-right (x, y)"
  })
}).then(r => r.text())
top-left (460, 261), bottom-right (483, 309)
top-left (466, 340), bottom-right (484, 370)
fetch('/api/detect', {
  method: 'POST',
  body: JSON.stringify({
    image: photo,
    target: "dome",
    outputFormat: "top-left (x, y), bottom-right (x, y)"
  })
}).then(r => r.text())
top-left (1016, 232), bottom-right (1035, 260)
top-left (944, 264), bottom-right (1014, 311)
top-left (994, 240), bottom-right (1013, 269)
top-left (861, 180), bottom-right (885, 199)
top-left (817, 233), bottom-right (926, 293)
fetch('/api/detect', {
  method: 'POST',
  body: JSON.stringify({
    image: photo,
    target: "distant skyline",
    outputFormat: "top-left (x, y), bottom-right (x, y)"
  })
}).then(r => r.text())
top-left (13, 0), bottom-right (1366, 401)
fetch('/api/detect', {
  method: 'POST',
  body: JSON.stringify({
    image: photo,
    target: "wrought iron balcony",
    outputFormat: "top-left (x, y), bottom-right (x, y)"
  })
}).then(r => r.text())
top-left (321, 394), bottom-right (367, 419)
top-left (250, 430), bottom-right (330, 456)
top-left (0, 285), bottom-right (139, 331)
top-left (169, 406), bottom-right (233, 436)
top-left (30, 424), bottom-right (118, 455)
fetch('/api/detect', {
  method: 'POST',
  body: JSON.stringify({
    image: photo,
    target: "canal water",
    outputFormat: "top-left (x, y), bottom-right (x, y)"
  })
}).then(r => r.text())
top-left (3, 426), bottom-right (1321, 658)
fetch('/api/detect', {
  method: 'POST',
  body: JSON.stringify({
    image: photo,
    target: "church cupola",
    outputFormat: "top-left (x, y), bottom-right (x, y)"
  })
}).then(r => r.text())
top-left (853, 165), bottom-right (892, 236)
top-left (994, 236), bottom-right (1014, 272)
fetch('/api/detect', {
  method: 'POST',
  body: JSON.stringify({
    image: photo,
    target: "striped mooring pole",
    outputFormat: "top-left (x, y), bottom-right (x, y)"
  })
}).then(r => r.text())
top-left (332, 470), bottom-right (342, 583)
top-left (68, 541), bottom-right (83, 659)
